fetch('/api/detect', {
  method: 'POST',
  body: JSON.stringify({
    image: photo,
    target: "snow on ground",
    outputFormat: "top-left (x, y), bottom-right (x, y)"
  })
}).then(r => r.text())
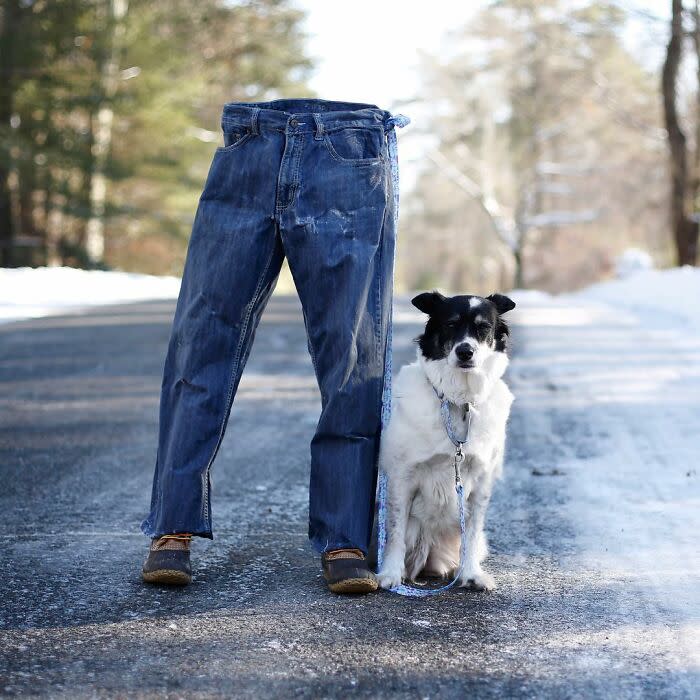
top-left (5, 260), bottom-right (697, 329)
top-left (0, 266), bottom-right (181, 324)
top-left (512, 264), bottom-right (700, 329)
top-left (509, 264), bottom-right (700, 668)
top-left (573, 264), bottom-right (700, 331)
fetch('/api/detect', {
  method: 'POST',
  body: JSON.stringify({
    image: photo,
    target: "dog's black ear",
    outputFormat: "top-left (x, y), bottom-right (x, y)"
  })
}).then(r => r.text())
top-left (411, 290), bottom-right (447, 316)
top-left (487, 293), bottom-right (516, 315)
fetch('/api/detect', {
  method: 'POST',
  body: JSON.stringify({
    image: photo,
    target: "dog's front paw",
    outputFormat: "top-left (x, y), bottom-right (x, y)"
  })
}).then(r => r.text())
top-left (460, 570), bottom-right (496, 592)
top-left (377, 566), bottom-right (403, 590)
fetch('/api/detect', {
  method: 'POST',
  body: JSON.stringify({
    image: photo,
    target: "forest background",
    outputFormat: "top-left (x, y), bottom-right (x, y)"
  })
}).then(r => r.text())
top-left (1, 0), bottom-right (697, 294)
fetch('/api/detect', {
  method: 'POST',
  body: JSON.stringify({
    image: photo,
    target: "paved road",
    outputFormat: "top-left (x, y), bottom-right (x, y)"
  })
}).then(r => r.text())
top-left (0, 295), bottom-right (697, 698)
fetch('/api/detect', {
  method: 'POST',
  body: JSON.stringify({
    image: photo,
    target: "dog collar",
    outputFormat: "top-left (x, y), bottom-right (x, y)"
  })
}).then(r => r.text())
top-left (431, 384), bottom-right (472, 449)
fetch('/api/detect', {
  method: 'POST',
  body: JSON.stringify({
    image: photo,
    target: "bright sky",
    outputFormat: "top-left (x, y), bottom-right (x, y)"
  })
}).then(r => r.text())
top-left (300, 0), bottom-right (477, 109)
top-left (297, 0), bottom-right (669, 191)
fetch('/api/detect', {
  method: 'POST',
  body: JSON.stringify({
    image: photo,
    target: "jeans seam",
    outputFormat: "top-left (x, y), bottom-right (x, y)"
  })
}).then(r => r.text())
top-left (300, 304), bottom-right (320, 381)
top-left (368, 154), bottom-right (390, 556)
top-left (201, 241), bottom-right (278, 527)
top-left (378, 156), bottom-right (394, 433)
top-left (374, 240), bottom-right (384, 388)
top-left (376, 160), bottom-right (390, 419)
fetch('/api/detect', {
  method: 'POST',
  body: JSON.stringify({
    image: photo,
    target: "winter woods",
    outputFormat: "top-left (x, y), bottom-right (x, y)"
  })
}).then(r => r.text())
top-left (0, 0), bottom-right (312, 272)
top-left (0, 1), bottom-right (697, 291)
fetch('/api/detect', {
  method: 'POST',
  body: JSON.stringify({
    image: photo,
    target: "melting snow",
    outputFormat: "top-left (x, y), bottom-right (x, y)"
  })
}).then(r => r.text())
top-left (0, 266), bottom-right (180, 324)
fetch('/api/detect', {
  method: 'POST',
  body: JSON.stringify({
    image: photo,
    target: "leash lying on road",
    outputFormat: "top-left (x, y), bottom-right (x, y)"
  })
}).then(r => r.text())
top-left (376, 387), bottom-right (473, 598)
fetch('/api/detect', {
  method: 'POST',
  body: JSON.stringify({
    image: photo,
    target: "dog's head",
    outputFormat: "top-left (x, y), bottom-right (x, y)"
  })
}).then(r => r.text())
top-left (412, 291), bottom-right (516, 371)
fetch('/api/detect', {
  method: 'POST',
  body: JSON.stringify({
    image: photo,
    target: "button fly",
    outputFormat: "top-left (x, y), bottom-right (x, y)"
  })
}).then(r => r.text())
top-left (275, 127), bottom-right (303, 212)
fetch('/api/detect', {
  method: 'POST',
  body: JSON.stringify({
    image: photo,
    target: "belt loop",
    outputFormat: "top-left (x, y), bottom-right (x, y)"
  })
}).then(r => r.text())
top-left (250, 107), bottom-right (260, 135)
top-left (312, 113), bottom-right (324, 140)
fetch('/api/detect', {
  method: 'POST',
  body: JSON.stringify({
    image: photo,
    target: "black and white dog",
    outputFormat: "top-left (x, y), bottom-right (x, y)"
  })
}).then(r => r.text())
top-left (377, 291), bottom-right (516, 591)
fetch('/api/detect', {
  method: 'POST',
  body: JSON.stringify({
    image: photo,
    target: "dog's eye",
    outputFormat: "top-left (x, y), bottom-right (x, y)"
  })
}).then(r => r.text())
top-left (476, 323), bottom-right (491, 336)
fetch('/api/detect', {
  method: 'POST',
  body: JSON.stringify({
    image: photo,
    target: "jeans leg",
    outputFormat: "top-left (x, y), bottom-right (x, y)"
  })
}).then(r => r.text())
top-left (142, 142), bottom-right (284, 539)
top-left (281, 150), bottom-right (395, 555)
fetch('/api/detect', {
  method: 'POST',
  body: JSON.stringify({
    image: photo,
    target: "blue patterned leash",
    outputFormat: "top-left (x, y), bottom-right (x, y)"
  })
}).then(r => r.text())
top-left (377, 387), bottom-right (472, 597)
top-left (377, 111), bottom-right (471, 596)
top-left (377, 110), bottom-right (413, 592)
top-left (380, 113), bottom-right (410, 428)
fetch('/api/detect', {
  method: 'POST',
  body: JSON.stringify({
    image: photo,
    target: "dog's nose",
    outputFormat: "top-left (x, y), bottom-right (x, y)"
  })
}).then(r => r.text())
top-left (455, 343), bottom-right (474, 362)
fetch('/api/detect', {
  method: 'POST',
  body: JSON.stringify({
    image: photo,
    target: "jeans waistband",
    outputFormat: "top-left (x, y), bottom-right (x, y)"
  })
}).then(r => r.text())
top-left (222, 98), bottom-right (395, 134)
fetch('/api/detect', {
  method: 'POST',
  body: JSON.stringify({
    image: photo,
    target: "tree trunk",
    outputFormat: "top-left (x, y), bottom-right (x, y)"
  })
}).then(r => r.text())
top-left (17, 163), bottom-right (37, 266)
top-left (85, 0), bottom-right (128, 266)
top-left (662, 0), bottom-right (699, 266)
top-left (0, 1), bottom-right (19, 267)
top-left (513, 247), bottom-right (524, 289)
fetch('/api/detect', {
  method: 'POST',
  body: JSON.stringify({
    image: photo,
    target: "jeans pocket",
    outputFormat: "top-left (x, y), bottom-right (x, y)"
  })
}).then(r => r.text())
top-left (323, 126), bottom-right (384, 165)
top-left (217, 123), bottom-right (254, 153)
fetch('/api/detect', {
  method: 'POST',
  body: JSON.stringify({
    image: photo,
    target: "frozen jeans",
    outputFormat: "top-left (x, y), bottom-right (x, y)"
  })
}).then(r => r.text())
top-left (141, 99), bottom-right (408, 554)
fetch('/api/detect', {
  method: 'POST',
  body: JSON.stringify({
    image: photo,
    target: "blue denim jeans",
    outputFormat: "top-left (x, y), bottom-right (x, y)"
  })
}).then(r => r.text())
top-left (141, 99), bottom-right (407, 554)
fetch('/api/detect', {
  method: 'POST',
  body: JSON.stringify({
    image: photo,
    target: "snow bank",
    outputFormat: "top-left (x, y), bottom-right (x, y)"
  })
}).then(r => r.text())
top-left (614, 247), bottom-right (653, 279)
top-left (2, 262), bottom-right (698, 331)
top-left (572, 265), bottom-right (700, 331)
top-left (0, 266), bottom-right (181, 324)
top-left (511, 265), bottom-right (700, 331)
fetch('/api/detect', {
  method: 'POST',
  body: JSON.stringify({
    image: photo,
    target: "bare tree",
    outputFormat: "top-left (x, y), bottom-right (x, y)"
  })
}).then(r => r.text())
top-left (428, 149), bottom-right (598, 289)
top-left (84, 0), bottom-right (129, 265)
top-left (662, 0), bottom-right (699, 266)
top-left (411, 2), bottom-right (606, 289)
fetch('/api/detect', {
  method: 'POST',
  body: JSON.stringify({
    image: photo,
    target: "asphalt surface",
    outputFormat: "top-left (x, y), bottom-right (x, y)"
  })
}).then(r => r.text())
top-left (0, 295), bottom-right (697, 698)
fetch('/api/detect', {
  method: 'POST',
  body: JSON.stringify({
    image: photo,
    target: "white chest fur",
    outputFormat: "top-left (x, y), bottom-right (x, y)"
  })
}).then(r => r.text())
top-left (377, 348), bottom-right (514, 589)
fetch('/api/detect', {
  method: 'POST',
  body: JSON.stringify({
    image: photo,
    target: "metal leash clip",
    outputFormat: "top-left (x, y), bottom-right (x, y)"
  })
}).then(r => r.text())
top-left (454, 443), bottom-right (465, 485)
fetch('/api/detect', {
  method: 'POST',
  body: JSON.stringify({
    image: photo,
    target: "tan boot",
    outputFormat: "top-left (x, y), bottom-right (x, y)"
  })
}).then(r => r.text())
top-left (142, 534), bottom-right (192, 585)
top-left (321, 548), bottom-right (378, 594)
